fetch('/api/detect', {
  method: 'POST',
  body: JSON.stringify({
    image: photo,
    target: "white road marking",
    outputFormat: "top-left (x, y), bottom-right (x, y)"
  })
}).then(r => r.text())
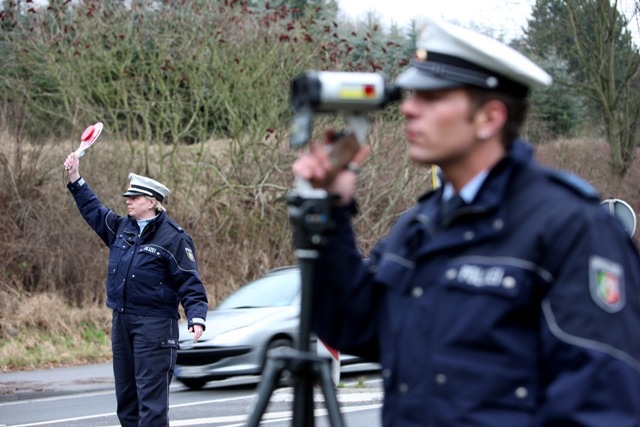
top-left (4, 386), bottom-right (383, 427)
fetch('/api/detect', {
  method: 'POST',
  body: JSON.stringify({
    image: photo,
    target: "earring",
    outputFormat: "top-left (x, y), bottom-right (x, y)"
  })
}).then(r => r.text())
top-left (476, 131), bottom-right (490, 140)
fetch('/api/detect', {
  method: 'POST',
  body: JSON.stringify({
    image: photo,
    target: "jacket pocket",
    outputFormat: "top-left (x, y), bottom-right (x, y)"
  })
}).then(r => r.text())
top-left (374, 253), bottom-right (417, 296)
top-left (429, 350), bottom-right (536, 426)
top-left (107, 262), bottom-right (118, 276)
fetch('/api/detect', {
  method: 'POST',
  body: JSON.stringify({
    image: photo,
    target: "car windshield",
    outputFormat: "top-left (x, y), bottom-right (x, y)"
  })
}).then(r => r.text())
top-left (217, 270), bottom-right (301, 309)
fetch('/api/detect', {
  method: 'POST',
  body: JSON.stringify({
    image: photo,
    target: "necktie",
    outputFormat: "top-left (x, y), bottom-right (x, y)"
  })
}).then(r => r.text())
top-left (405, 213), bottom-right (427, 255)
top-left (439, 194), bottom-right (465, 225)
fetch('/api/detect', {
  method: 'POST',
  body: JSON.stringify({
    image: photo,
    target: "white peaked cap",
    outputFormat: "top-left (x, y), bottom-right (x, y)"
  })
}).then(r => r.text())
top-left (122, 173), bottom-right (171, 202)
top-left (395, 17), bottom-right (552, 97)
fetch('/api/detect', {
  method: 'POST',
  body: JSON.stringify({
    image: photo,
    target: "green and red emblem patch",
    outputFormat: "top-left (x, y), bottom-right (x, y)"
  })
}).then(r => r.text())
top-left (589, 255), bottom-right (625, 313)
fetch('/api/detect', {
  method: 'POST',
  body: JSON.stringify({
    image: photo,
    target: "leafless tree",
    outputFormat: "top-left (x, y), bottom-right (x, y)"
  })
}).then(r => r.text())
top-left (564, 0), bottom-right (640, 175)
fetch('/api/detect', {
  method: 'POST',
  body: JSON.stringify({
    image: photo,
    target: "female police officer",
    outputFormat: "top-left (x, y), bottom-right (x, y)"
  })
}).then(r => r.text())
top-left (64, 153), bottom-right (208, 427)
top-left (293, 18), bottom-right (640, 427)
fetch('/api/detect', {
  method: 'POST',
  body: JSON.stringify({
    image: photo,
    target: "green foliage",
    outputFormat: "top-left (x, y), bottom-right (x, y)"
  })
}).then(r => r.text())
top-left (526, 0), bottom-right (636, 82)
top-left (524, 48), bottom-right (587, 139)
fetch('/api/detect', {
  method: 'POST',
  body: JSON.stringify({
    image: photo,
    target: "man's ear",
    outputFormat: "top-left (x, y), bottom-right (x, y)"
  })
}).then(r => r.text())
top-left (474, 99), bottom-right (508, 140)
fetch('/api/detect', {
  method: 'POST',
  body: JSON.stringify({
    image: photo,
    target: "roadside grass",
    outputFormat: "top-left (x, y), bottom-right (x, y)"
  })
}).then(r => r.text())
top-left (0, 293), bottom-right (112, 372)
top-left (0, 332), bottom-right (112, 372)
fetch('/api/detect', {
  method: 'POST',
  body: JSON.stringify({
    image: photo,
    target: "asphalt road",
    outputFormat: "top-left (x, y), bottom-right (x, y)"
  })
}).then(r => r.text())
top-left (0, 362), bottom-right (383, 426)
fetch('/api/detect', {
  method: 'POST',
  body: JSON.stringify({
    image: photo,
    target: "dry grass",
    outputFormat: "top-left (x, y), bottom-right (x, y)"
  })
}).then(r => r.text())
top-left (0, 293), bottom-right (112, 372)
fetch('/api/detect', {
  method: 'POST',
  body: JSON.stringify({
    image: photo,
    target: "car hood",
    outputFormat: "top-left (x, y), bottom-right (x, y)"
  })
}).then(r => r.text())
top-left (178, 306), bottom-right (299, 342)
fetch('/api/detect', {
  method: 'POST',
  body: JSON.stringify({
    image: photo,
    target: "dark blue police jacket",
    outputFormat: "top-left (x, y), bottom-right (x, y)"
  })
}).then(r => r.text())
top-left (67, 178), bottom-right (208, 327)
top-left (311, 139), bottom-right (640, 426)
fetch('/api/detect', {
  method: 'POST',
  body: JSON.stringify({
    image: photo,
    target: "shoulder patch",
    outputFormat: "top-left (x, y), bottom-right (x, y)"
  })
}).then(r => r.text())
top-left (589, 255), bottom-right (625, 313)
top-left (185, 247), bottom-right (195, 263)
top-left (546, 169), bottom-right (600, 200)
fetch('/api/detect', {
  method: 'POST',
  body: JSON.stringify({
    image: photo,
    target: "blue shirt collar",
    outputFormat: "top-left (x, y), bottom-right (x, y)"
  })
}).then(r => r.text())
top-left (442, 170), bottom-right (489, 204)
top-left (137, 214), bottom-right (159, 233)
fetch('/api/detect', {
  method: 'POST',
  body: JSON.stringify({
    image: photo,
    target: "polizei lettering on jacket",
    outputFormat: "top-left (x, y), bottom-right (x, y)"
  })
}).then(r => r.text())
top-left (142, 246), bottom-right (158, 255)
top-left (450, 264), bottom-right (515, 288)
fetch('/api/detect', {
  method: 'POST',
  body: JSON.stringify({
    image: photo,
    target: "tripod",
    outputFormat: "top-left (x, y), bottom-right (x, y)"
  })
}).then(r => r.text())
top-left (245, 184), bottom-right (345, 427)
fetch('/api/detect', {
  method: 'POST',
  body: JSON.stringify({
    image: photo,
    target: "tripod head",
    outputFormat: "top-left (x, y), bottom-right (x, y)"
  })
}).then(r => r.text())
top-left (287, 188), bottom-right (337, 254)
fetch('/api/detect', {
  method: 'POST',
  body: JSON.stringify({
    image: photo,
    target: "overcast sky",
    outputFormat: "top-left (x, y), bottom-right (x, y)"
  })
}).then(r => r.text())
top-left (337, 0), bottom-right (533, 39)
top-left (336, 0), bottom-right (639, 41)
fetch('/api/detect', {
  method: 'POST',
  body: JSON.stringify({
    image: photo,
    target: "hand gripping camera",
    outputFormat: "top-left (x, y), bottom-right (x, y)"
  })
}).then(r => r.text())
top-left (290, 72), bottom-right (402, 185)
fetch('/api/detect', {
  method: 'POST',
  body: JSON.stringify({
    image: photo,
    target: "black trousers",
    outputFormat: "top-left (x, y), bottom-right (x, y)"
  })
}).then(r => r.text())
top-left (112, 311), bottom-right (179, 427)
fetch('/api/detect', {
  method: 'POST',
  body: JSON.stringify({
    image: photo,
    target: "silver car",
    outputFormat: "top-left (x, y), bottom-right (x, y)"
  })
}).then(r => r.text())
top-left (174, 266), bottom-right (366, 390)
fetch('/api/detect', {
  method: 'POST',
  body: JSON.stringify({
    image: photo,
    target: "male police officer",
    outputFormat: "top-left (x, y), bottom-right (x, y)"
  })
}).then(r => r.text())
top-left (64, 155), bottom-right (208, 427)
top-left (293, 18), bottom-right (640, 426)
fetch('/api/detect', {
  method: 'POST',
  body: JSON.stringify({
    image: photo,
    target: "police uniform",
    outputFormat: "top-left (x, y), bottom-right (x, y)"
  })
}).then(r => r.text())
top-left (67, 173), bottom-right (208, 427)
top-left (310, 18), bottom-right (640, 427)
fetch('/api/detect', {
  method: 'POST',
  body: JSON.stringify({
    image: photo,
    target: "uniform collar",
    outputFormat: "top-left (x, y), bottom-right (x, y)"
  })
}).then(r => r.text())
top-left (420, 138), bottom-right (534, 207)
top-left (442, 170), bottom-right (489, 204)
top-left (471, 138), bottom-right (533, 208)
top-left (127, 211), bottom-right (165, 234)
top-left (137, 214), bottom-right (159, 233)
top-left (439, 138), bottom-right (532, 192)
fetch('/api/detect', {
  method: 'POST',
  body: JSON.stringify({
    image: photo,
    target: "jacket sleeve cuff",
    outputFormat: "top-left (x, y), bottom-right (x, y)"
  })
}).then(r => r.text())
top-left (66, 177), bottom-right (85, 191)
top-left (331, 200), bottom-right (358, 219)
top-left (189, 318), bottom-right (206, 330)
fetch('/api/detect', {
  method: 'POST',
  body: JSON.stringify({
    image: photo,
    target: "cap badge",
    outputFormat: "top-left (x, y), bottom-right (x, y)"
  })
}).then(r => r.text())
top-left (589, 255), bottom-right (625, 313)
top-left (486, 76), bottom-right (499, 88)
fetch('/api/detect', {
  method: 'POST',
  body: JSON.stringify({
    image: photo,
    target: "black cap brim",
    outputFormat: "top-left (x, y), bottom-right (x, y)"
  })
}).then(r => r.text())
top-left (394, 67), bottom-right (463, 91)
top-left (122, 190), bottom-right (150, 198)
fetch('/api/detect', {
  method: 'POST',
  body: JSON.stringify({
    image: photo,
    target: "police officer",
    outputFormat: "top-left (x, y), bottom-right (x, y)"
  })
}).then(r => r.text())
top-left (293, 18), bottom-right (640, 426)
top-left (64, 154), bottom-right (208, 427)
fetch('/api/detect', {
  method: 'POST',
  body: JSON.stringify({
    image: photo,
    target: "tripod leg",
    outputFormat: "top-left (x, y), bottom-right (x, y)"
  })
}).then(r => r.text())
top-left (246, 357), bottom-right (287, 427)
top-left (292, 373), bottom-right (315, 427)
top-left (317, 360), bottom-right (345, 427)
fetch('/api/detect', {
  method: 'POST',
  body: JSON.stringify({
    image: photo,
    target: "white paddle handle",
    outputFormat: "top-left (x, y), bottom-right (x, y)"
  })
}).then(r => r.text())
top-left (75, 146), bottom-right (87, 158)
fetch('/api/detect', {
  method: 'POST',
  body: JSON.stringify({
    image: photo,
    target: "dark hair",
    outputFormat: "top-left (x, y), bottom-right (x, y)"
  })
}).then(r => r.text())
top-left (465, 86), bottom-right (529, 147)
